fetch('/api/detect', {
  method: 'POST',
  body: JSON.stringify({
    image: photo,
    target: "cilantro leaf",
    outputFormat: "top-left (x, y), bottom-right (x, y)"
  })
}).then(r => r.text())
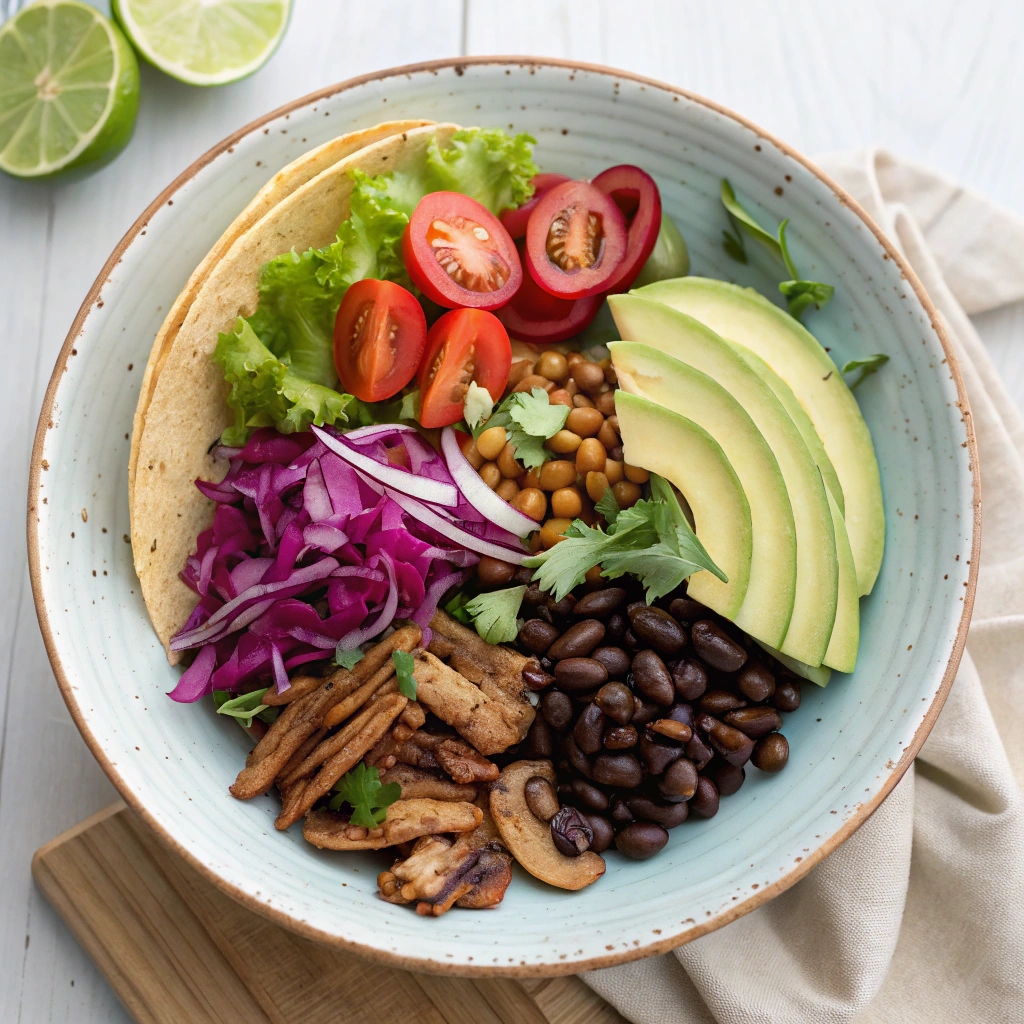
top-left (213, 688), bottom-right (278, 729)
top-left (524, 485), bottom-right (725, 602)
top-left (444, 589), bottom-right (475, 624)
top-left (464, 585), bottom-right (527, 643)
top-left (392, 649), bottom-right (417, 700)
top-left (508, 387), bottom-right (570, 438)
top-left (328, 762), bottom-right (402, 827)
top-left (595, 487), bottom-right (620, 525)
top-left (841, 353), bottom-right (890, 389)
top-left (507, 430), bottom-right (550, 470)
top-left (719, 182), bottom-right (835, 322)
top-left (334, 647), bottom-right (365, 670)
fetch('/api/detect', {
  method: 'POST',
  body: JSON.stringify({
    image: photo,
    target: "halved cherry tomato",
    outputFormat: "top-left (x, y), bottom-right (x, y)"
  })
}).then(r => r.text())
top-left (496, 244), bottom-right (602, 344)
top-left (524, 180), bottom-right (628, 299)
top-left (402, 192), bottom-right (522, 310)
top-left (591, 164), bottom-right (662, 293)
top-left (499, 173), bottom-right (571, 240)
top-left (417, 308), bottom-right (511, 428)
top-left (333, 279), bottom-right (427, 403)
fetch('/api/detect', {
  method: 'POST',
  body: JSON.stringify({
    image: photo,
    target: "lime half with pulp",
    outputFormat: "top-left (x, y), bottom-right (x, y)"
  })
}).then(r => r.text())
top-left (112, 0), bottom-right (291, 87)
top-left (0, 0), bottom-right (140, 179)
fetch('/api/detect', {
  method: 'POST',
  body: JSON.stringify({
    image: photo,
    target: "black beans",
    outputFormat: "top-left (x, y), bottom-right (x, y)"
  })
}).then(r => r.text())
top-left (669, 597), bottom-right (709, 623)
top-left (615, 821), bottom-right (669, 859)
top-left (632, 698), bottom-right (661, 726)
top-left (554, 657), bottom-right (609, 691)
top-left (573, 703), bottom-right (606, 754)
top-left (649, 718), bottom-right (692, 743)
top-left (518, 618), bottom-right (559, 654)
top-left (592, 752), bottom-right (643, 788)
top-left (524, 775), bottom-right (560, 821)
top-left (698, 690), bottom-right (747, 715)
top-left (522, 659), bottom-right (555, 691)
top-left (713, 761), bottom-right (746, 796)
top-left (691, 619), bottom-right (748, 672)
top-left (752, 732), bottom-right (789, 772)
top-left (570, 777), bottom-right (609, 811)
top-left (737, 662), bottom-right (775, 702)
top-left (685, 731), bottom-right (714, 771)
top-left (690, 776), bottom-right (720, 818)
top-left (603, 724), bottom-right (638, 749)
top-left (541, 690), bottom-right (574, 730)
top-left (591, 645), bottom-right (631, 677)
top-left (639, 730), bottom-right (684, 775)
top-left (546, 594), bottom-right (577, 619)
top-left (550, 806), bottom-right (593, 856)
top-left (631, 650), bottom-right (675, 706)
top-left (606, 612), bottom-right (628, 642)
top-left (548, 619), bottom-right (606, 660)
top-left (563, 734), bottom-right (593, 779)
top-left (724, 706), bottom-right (782, 739)
top-left (594, 681), bottom-right (634, 724)
top-left (772, 678), bottom-right (801, 712)
top-left (627, 796), bottom-right (689, 829)
top-left (573, 587), bottom-right (627, 618)
top-left (660, 757), bottom-right (698, 799)
top-left (623, 627), bottom-right (641, 652)
top-left (582, 813), bottom-right (614, 853)
top-left (628, 606), bottom-right (688, 656)
top-left (610, 796), bottom-right (634, 823)
top-left (672, 658), bottom-right (708, 700)
top-left (696, 714), bottom-right (755, 767)
top-left (666, 703), bottom-right (695, 729)
top-left (526, 716), bottom-right (554, 759)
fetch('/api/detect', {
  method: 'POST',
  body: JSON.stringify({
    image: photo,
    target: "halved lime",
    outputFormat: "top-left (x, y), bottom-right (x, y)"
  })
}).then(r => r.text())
top-left (0, 0), bottom-right (140, 179)
top-left (112, 0), bottom-right (291, 87)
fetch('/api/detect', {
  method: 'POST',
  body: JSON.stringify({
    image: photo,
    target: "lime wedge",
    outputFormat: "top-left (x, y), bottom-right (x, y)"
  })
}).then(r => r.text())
top-left (0, 0), bottom-right (140, 179)
top-left (112, 0), bottom-right (291, 87)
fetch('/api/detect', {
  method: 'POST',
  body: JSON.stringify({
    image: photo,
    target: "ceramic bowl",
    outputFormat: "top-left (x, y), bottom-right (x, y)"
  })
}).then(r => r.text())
top-left (28, 58), bottom-right (979, 975)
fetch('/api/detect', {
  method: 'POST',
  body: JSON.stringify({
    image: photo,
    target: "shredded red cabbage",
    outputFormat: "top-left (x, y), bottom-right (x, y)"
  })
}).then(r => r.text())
top-left (167, 426), bottom-right (491, 703)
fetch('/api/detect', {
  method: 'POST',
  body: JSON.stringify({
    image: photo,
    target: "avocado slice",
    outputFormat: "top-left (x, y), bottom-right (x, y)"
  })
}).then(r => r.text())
top-left (613, 348), bottom-right (796, 650)
top-left (823, 486), bottom-right (859, 672)
top-left (725, 341), bottom-right (845, 516)
top-left (636, 277), bottom-right (885, 596)
top-left (614, 392), bottom-right (752, 621)
top-left (609, 296), bottom-right (839, 666)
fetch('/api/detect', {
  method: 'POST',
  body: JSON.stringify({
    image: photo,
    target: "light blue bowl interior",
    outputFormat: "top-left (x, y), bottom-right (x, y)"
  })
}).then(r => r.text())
top-left (33, 62), bottom-right (973, 972)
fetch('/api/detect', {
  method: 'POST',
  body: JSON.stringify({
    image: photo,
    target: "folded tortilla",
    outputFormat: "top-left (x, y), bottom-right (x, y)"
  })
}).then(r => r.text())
top-left (130, 122), bottom-right (459, 662)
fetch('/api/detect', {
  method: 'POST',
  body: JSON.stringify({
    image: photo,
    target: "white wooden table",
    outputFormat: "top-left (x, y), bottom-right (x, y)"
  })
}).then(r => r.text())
top-left (2, 1), bottom-right (1022, 1019)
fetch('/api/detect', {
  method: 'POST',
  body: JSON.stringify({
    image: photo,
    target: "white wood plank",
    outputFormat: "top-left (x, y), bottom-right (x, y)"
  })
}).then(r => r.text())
top-left (0, 3), bottom-right (463, 1021)
top-left (465, 0), bottom-right (1024, 216)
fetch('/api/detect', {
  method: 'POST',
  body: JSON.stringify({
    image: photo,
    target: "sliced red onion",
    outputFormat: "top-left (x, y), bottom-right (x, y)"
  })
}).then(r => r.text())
top-left (343, 423), bottom-right (417, 442)
top-left (336, 552), bottom-right (400, 648)
top-left (440, 427), bottom-right (538, 538)
top-left (385, 488), bottom-right (528, 564)
top-left (311, 425), bottom-right (458, 507)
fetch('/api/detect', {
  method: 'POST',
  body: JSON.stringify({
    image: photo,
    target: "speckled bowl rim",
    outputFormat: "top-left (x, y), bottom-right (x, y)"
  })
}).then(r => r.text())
top-left (27, 56), bottom-right (981, 977)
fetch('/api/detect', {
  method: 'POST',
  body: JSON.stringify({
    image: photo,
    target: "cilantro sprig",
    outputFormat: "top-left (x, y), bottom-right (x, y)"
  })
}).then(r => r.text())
top-left (328, 762), bottom-right (401, 827)
top-left (841, 353), bottom-right (890, 389)
top-left (524, 476), bottom-right (726, 602)
top-left (213, 688), bottom-right (278, 730)
top-left (473, 387), bottom-right (570, 469)
top-left (720, 179), bottom-right (835, 320)
top-left (392, 649), bottom-right (417, 699)
top-left (464, 585), bottom-right (527, 643)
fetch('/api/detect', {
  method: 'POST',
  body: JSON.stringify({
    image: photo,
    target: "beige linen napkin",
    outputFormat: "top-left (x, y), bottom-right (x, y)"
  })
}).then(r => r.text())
top-left (585, 152), bottom-right (1024, 1024)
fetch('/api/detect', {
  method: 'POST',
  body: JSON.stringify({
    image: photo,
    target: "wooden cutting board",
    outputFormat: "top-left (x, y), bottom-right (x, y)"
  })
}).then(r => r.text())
top-left (32, 804), bottom-right (627, 1024)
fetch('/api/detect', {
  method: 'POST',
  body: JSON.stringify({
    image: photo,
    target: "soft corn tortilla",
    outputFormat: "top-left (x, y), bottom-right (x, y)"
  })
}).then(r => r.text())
top-left (131, 122), bottom-right (459, 662)
top-left (128, 119), bottom-right (432, 508)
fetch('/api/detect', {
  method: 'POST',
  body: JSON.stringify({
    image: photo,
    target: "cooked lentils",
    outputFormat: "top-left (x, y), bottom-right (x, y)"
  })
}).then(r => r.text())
top-left (511, 579), bottom-right (800, 861)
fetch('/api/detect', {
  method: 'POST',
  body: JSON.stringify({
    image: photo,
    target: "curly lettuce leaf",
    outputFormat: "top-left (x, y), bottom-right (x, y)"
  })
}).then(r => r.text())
top-left (214, 318), bottom-right (353, 445)
top-left (425, 128), bottom-right (538, 214)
